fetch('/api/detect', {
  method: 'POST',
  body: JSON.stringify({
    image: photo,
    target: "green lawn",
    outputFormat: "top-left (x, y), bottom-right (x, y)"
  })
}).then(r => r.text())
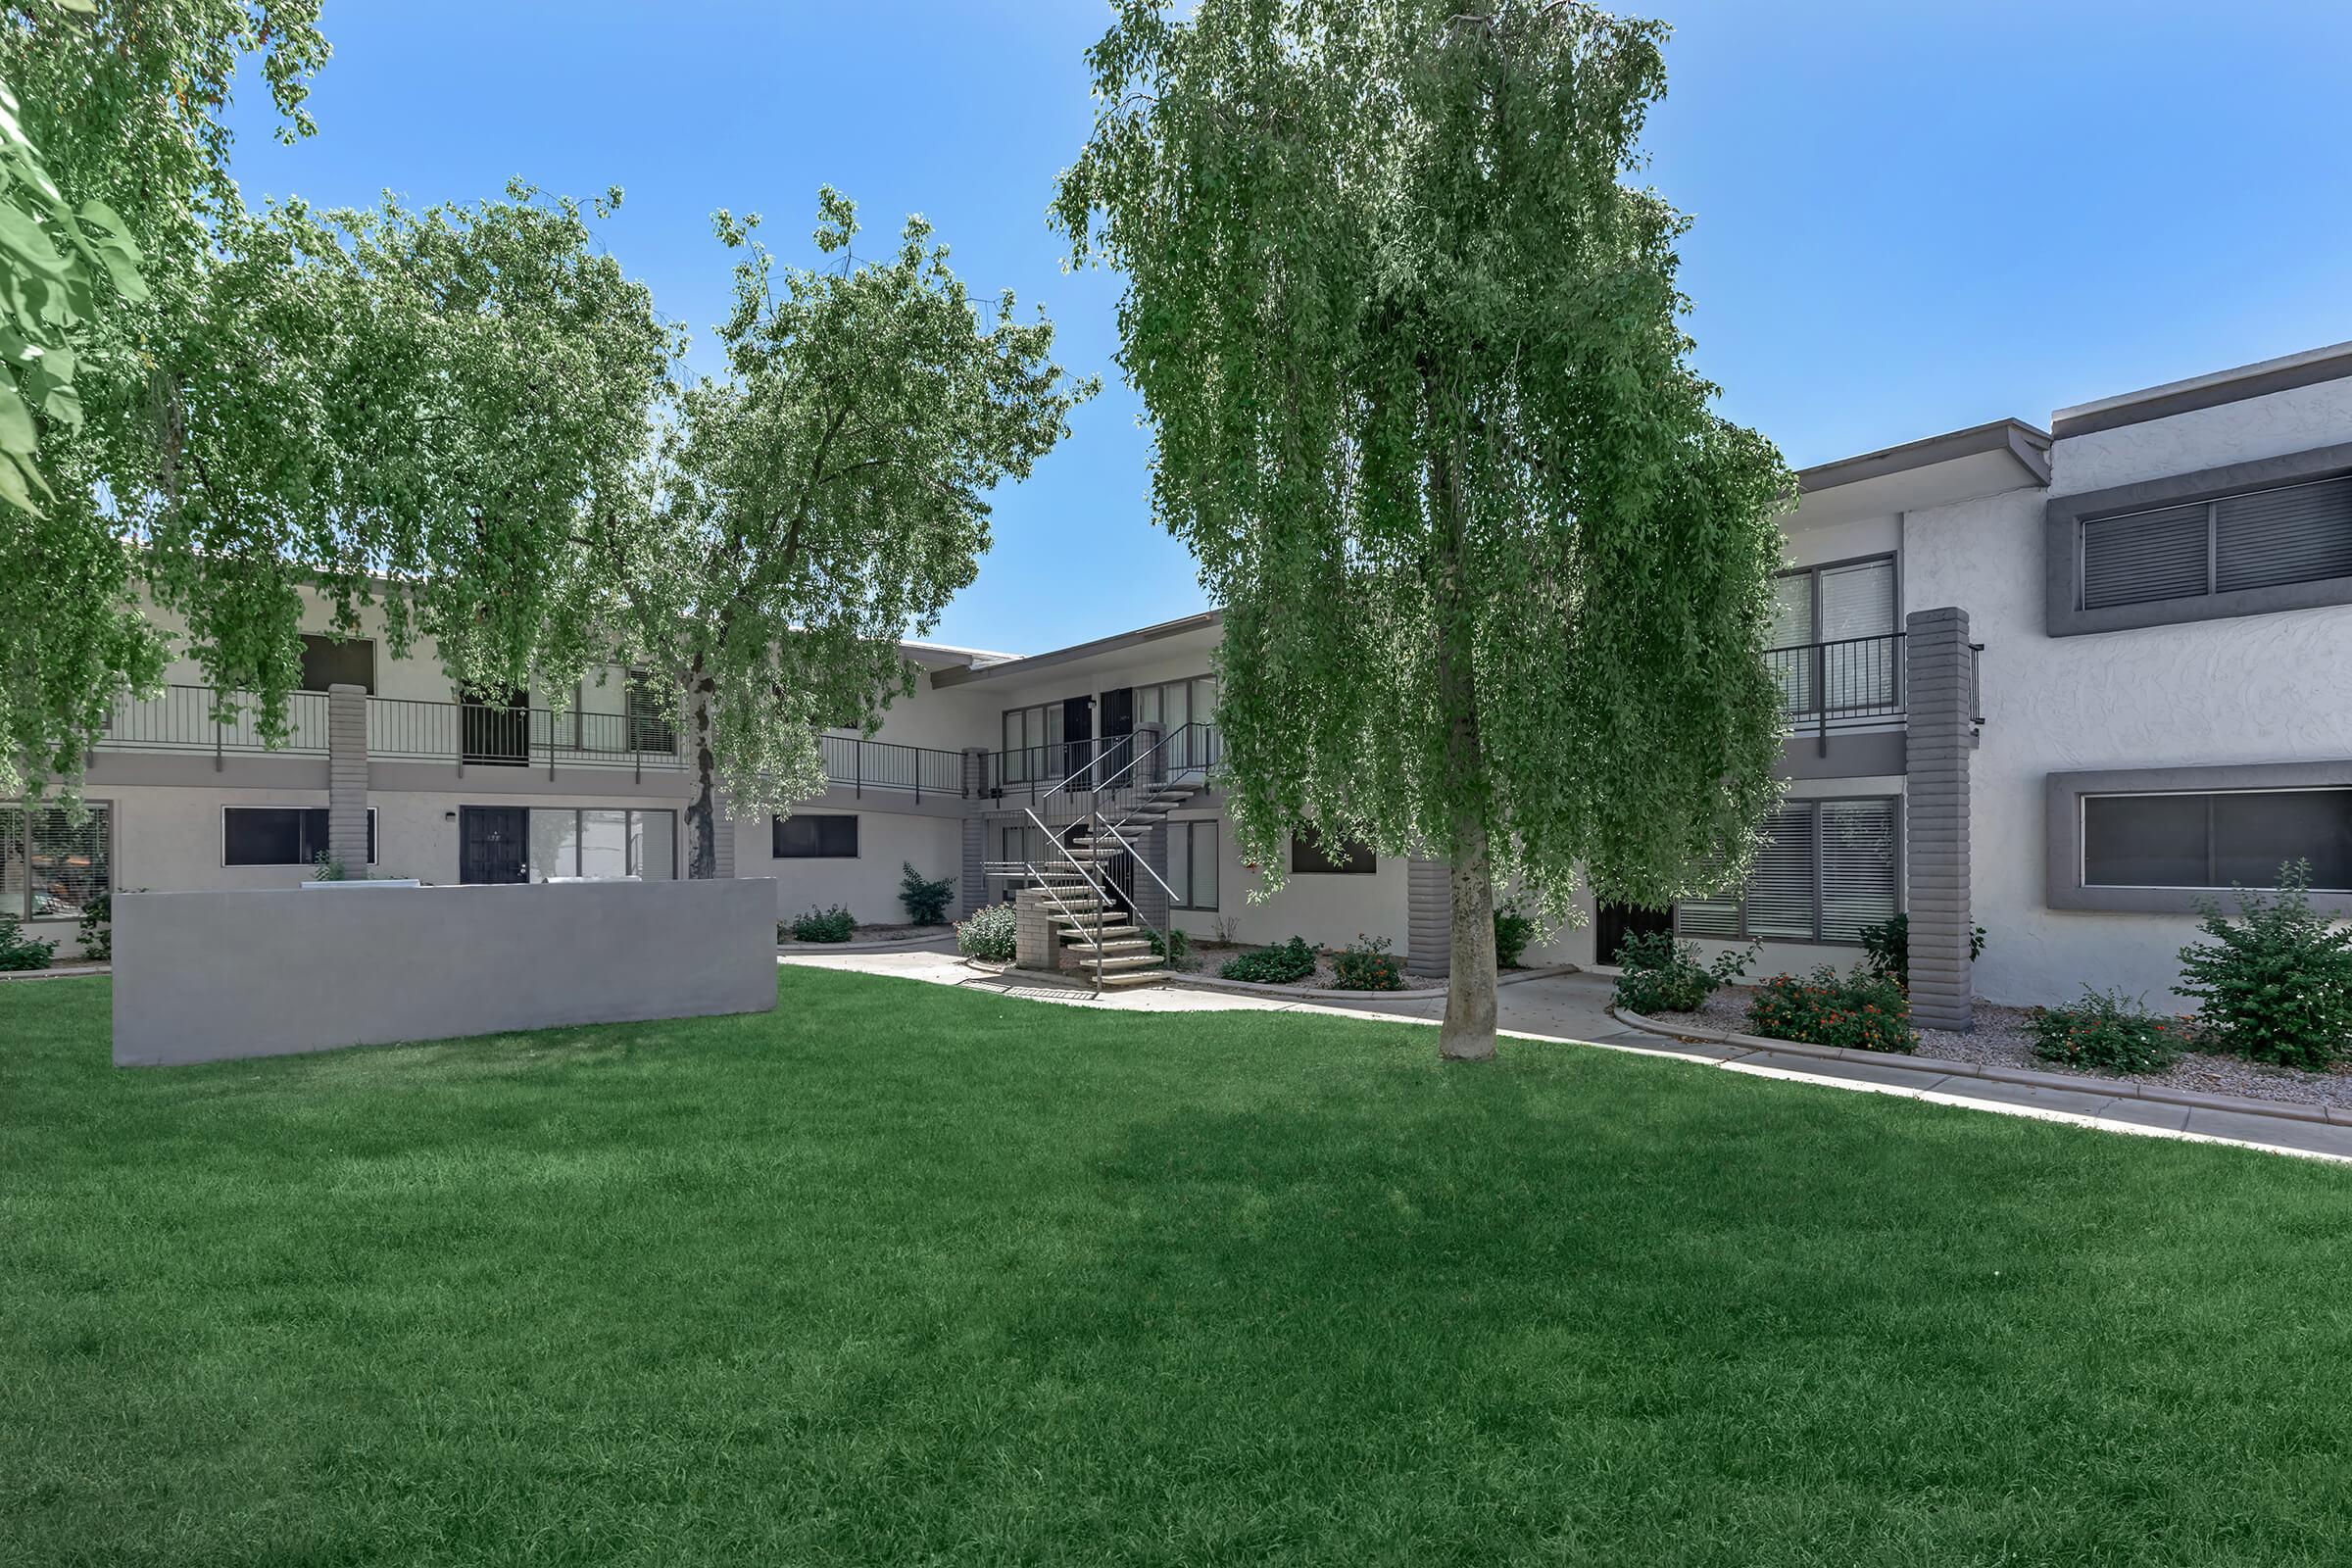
top-left (6, 971), bottom-right (2352, 1566)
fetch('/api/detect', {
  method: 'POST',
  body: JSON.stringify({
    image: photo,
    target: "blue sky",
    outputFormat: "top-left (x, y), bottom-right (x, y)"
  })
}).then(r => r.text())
top-left (223, 1), bottom-right (2352, 655)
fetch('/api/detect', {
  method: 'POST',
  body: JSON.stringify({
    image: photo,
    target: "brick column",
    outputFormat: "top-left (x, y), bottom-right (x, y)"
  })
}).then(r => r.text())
top-left (710, 787), bottom-right (737, 879)
top-left (326, 684), bottom-right (369, 873)
top-left (1405, 856), bottom-right (1450, 977)
top-left (1013, 887), bottom-right (1061, 972)
top-left (1128, 723), bottom-right (1169, 933)
top-left (960, 748), bottom-right (989, 917)
top-left (1905, 607), bottom-right (1974, 1031)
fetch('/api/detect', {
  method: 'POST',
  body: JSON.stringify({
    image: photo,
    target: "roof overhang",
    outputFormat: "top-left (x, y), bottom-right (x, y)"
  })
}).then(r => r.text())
top-left (2052, 340), bottom-right (2352, 440)
top-left (1791, 417), bottom-right (2051, 526)
top-left (928, 610), bottom-right (1223, 688)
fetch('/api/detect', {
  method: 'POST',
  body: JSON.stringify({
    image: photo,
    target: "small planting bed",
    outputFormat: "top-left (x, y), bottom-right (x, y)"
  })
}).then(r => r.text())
top-left (1646, 986), bottom-right (2352, 1113)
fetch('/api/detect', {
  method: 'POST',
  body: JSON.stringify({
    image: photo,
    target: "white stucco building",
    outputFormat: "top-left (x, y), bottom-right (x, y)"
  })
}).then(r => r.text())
top-left (13, 341), bottom-right (2352, 1013)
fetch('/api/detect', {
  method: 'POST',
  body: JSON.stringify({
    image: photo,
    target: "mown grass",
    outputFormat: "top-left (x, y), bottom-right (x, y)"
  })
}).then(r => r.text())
top-left (5, 968), bottom-right (2351, 1566)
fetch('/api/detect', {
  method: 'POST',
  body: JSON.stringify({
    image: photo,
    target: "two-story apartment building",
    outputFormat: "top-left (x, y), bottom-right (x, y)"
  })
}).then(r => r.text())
top-left (12, 341), bottom-right (2352, 1016)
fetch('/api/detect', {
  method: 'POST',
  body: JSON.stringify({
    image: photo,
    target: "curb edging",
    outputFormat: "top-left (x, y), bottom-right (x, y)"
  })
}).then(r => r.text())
top-left (1607, 1004), bottom-right (2349, 1128)
top-left (1172, 963), bottom-right (1580, 1004)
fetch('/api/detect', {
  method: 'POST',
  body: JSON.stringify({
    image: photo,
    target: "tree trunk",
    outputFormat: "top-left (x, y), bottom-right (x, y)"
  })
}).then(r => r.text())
top-left (1428, 377), bottom-right (1496, 1060)
top-left (687, 662), bottom-right (718, 880)
top-left (1442, 808), bottom-right (1499, 1060)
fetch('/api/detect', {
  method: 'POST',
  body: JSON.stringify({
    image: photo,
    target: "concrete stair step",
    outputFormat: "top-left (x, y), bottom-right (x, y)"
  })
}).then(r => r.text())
top-left (1094, 967), bottom-right (1170, 988)
top-left (1081, 954), bottom-right (1165, 972)
top-left (1066, 938), bottom-right (1153, 956)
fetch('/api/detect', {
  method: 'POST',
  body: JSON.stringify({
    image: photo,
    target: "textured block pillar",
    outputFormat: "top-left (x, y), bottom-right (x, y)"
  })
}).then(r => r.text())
top-left (326, 684), bottom-right (370, 872)
top-left (1905, 607), bottom-right (1975, 1031)
top-left (1013, 887), bottom-right (1061, 972)
top-left (959, 749), bottom-right (989, 917)
top-left (1405, 856), bottom-right (1450, 977)
top-left (710, 788), bottom-right (737, 879)
top-left (1132, 818), bottom-right (1170, 935)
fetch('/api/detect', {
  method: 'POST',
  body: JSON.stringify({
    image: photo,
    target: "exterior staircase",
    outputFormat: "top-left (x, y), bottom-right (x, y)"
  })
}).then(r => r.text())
top-left (985, 724), bottom-right (1215, 992)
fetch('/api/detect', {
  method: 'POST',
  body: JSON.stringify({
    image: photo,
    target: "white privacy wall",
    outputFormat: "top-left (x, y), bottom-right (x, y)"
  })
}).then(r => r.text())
top-left (1906, 375), bottom-right (2352, 1006)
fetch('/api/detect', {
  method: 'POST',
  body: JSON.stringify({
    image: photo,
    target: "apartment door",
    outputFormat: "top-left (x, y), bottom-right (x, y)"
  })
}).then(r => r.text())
top-left (1100, 687), bottom-right (1134, 781)
top-left (1060, 693), bottom-right (1094, 783)
top-left (1594, 902), bottom-right (1674, 965)
top-left (460, 806), bottom-right (529, 884)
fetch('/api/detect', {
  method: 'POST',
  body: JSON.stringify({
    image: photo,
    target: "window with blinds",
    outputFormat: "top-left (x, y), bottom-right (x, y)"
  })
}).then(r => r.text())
top-left (4, 803), bottom-right (112, 921)
top-left (1769, 558), bottom-right (1898, 714)
top-left (1673, 798), bottom-right (1898, 946)
top-left (2080, 475), bottom-right (2352, 611)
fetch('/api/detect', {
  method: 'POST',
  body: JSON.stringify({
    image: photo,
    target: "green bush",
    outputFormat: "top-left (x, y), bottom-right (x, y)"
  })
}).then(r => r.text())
top-left (1144, 926), bottom-right (1195, 970)
top-left (76, 890), bottom-right (124, 963)
top-left (786, 906), bottom-right (857, 943)
top-left (1744, 966), bottom-right (1915, 1054)
top-left (1494, 899), bottom-right (1538, 968)
top-left (1856, 911), bottom-right (1985, 989)
top-left (1612, 928), bottom-right (1752, 1015)
top-left (1331, 933), bottom-right (1405, 991)
top-left (898, 862), bottom-right (956, 925)
top-left (2028, 987), bottom-right (2183, 1075)
top-left (0, 913), bottom-right (57, 971)
top-left (956, 903), bottom-right (1017, 962)
top-left (1218, 936), bottom-right (1317, 986)
top-left (2175, 860), bottom-right (2352, 1069)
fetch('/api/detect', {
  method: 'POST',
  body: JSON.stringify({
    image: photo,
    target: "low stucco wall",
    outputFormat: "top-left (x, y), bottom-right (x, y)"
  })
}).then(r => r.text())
top-left (113, 878), bottom-right (777, 1066)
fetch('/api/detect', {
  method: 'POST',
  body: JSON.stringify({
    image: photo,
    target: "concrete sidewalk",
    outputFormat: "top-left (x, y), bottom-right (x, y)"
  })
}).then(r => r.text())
top-left (778, 952), bottom-right (2352, 1164)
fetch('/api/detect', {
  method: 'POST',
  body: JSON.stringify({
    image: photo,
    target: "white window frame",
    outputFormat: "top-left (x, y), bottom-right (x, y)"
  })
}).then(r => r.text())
top-left (2078, 786), bottom-right (2352, 894)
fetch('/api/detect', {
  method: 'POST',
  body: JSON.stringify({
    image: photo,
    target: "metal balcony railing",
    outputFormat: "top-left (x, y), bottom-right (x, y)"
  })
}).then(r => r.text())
top-left (1765, 632), bottom-right (1905, 755)
top-left (817, 733), bottom-right (969, 801)
top-left (983, 723), bottom-right (1220, 805)
top-left (368, 697), bottom-right (683, 778)
top-left (98, 685), bottom-right (332, 760)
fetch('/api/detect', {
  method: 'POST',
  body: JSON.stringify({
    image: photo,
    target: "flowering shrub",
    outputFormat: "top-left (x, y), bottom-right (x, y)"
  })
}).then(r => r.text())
top-left (2028, 987), bottom-right (2182, 1074)
top-left (956, 903), bottom-right (1017, 961)
top-left (1743, 966), bottom-right (1915, 1054)
top-left (1613, 929), bottom-right (1753, 1015)
top-left (1219, 937), bottom-right (1316, 985)
top-left (1331, 933), bottom-right (1405, 991)
top-left (2175, 860), bottom-right (2352, 1069)
top-left (786, 905), bottom-right (856, 943)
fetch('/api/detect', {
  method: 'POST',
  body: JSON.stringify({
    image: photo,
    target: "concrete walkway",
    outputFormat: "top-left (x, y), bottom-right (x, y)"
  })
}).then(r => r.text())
top-left (779, 951), bottom-right (2352, 1164)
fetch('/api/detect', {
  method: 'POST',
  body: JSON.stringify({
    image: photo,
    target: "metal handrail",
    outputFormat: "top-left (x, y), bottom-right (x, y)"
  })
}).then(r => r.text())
top-left (1763, 632), bottom-right (1905, 756)
top-left (98, 685), bottom-right (332, 758)
top-left (816, 732), bottom-right (968, 801)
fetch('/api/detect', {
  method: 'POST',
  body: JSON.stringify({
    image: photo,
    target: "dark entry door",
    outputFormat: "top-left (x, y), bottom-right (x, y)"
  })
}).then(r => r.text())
top-left (461, 806), bottom-right (530, 884)
top-left (1595, 902), bottom-right (1675, 965)
top-left (1060, 693), bottom-right (1094, 783)
top-left (462, 685), bottom-right (529, 766)
top-left (1100, 687), bottom-right (1134, 781)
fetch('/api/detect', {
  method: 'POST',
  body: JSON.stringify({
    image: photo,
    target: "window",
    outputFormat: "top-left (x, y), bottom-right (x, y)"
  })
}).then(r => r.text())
top-left (2047, 445), bottom-right (2352, 636)
top-left (1000, 703), bottom-right (1064, 786)
top-left (1136, 675), bottom-right (1220, 768)
top-left (526, 808), bottom-right (675, 879)
top-left (1, 802), bottom-right (111, 921)
top-left (1676, 798), bottom-right (1898, 945)
top-left (626, 669), bottom-right (677, 754)
top-left (999, 822), bottom-right (1047, 900)
top-left (1769, 558), bottom-right (1898, 715)
top-left (773, 813), bottom-right (858, 858)
top-left (221, 807), bottom-right (377, 866)
top-left (297, 634), bottom-right (375, 694)
top-left (2082, 790), bottom-right (2352, 893)
top-left (1291, 825), bottom-right (1376, 875)
top-left (1169, 821), bottom-right (1218, 909)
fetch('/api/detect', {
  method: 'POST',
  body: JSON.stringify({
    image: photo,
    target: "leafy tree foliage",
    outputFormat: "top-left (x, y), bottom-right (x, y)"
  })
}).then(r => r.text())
top-left (1057, 0), bottom-right (1790, 1057)
top-left (2, 2), bottom-right (674, 796)
top-left (627, 192), bottom-right (1091, 877)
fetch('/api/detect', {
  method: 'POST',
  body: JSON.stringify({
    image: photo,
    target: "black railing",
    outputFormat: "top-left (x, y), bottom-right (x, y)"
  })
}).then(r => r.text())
top-left (984, 723), bottom-right (1220, 805)
top-left (1765, 632), bottom-right (1904, 755)
top-left (817, 733), bottom-right (968, 801)
top-left (368, 696), bottom-right (683, 777)
top-left (99, 685), bottom-right (331, 759)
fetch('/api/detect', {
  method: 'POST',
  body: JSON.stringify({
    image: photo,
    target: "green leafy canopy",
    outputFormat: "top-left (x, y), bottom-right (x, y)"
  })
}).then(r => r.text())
top-left (1055, 0), bottom-right (1791, 951)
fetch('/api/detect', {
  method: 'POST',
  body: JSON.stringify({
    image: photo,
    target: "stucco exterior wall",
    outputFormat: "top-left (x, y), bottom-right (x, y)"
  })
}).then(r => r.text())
top-left (112, 877), bottom-right (777, 1065)
top-left (735, 806), bottom-right (964, 927)
top-left (1902, 378), bottom-right (2352, 1006)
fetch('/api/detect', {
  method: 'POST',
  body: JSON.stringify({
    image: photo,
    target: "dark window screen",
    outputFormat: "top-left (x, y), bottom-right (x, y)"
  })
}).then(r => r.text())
top-left (773, 814), bottom-right (858, 858)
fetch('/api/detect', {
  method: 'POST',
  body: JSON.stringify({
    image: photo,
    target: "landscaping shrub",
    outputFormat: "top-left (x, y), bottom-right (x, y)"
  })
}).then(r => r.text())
top-left (0, 913), bottom-right (57, 971)
top-left (786, 906), bottom-right (857, 943)
top-left (956, 903), bottom-right (1017, 962)
top-left (1744, 966), bottom-right (1915, 1054)
top-left (2028, 987), bottom-right (2183, 1075)
top-left (1145, 926), bottom-right (1195, 970)
top-left (1331, 933), bottom-right (1404, 991)
top-left (76, 891), bottom-right (121, 963)
top-left (1218, 936), bottom-right (1316, 986)
top-left (898, 862), bottom-right (956, 925)
top-left (1494, 899), bottom-right (1538, 968)
top-left (1857, 911), bottom-right (1986, 989)
top-left (1612, 929), bottom-right (1752, 1015)
top-left (2175, 860), bottom-right (2352, 1069)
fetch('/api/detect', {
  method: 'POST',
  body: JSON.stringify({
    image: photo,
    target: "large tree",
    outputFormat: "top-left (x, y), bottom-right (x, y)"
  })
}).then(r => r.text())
top-left (1056, 0), bottom-right (1791, 1058)
top-left (1, 1), bottom-right (676, 796)
top-left (623, 191), bottom-right (1091, 878)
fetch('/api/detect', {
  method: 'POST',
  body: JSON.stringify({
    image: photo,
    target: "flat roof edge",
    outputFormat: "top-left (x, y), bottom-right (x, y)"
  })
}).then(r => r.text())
top-left (2052, 341), bottom-right (2352, 441)
top-left (930, 609), bottom-right (1222, 686)
top-left (1796, 417), bottom-right (2051, 497)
